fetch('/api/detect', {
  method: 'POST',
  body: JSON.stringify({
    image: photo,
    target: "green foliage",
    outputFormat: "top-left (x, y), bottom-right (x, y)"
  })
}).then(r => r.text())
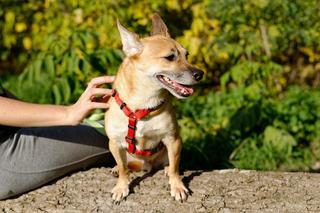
top-left (177, 86), bottom-right (320, 171)
top-left (12, 47), bottom-right (123, 104)
top-left (1, 0), bottom-right (320, 171)
top-left (0, 0), bottom-right (196, 102)
top-left (179, 0), bottom-right (320, 89)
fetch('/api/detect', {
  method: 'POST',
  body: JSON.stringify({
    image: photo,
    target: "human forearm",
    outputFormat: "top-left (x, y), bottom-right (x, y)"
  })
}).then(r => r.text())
top-left (0, 76), bottom-right (114, 128)
top-left (0, 97), bottom-right (75, 127)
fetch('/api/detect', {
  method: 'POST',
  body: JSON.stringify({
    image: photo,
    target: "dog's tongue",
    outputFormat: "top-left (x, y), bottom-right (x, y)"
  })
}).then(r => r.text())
top-left (181, 86), bottom-right (194, 95)
top-left (172, 81), bottom-right (194, 95)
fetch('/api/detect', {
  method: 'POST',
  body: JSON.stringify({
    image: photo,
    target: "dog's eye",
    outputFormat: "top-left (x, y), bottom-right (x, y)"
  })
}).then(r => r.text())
top-left (164, 54), bottom-right (175, 61)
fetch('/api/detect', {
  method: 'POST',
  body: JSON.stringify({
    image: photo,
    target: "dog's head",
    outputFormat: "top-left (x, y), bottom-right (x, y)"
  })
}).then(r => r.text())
top-left (117, 14), bottom-right (204, 99)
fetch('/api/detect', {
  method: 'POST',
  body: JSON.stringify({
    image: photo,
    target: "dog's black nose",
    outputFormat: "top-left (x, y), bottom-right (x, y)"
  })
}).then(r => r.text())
top-left (191, 69), bottom-right (204, 81)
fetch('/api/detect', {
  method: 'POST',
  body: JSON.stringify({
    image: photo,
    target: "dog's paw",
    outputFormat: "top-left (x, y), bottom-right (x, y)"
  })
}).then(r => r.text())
top-left (111, 183), bottom-right (129, 203)
top-left (111, 165), bottom-right (119, 177)
top-left (170, 179), bottom-right (189, 202)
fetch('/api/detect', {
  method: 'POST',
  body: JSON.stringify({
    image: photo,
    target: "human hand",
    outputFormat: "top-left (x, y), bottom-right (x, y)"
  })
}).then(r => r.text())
top-left (67, 76), bottom-right (115, 125)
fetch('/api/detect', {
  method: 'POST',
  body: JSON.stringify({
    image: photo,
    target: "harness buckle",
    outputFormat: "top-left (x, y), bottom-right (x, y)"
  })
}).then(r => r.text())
top-left (125, 136), bottom-right (135, 143)
top-left (128, 124), bottom-right (136, 130)
top-left (120, 102), bottom-right (126, 109)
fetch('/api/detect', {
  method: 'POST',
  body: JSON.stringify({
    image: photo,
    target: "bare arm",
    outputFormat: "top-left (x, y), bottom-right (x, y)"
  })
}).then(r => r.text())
top-left (0, 97), bottom-right (75, 127)
top-left (0, 76), bottom-right (114, 127)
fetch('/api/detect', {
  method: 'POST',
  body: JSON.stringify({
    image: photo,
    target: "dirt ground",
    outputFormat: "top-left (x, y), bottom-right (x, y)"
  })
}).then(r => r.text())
top-left (0, 168), bottom-right (319, 213)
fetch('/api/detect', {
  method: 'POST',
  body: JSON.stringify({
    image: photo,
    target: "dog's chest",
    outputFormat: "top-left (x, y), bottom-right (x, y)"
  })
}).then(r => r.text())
top-left (112, 114), bottom-right (172, 149)
top-left (135, 119), bottom-right (165, 137)
top-left (136, 118), bottom-right (169, 149)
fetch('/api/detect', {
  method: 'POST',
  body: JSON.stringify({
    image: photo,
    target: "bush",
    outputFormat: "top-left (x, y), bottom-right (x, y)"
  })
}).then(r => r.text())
top-left (177, 86), bottom-right (320, 171)
top-left (179, 0), bottom-right (320, 89)
top-left (0, 0), bottom-right (192, 103)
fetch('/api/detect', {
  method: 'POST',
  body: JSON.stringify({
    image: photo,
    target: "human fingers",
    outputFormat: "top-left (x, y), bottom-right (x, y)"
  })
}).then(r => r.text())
top-left (91, 88), bottom-right (113, 97)
top-left (91, 96), bottom-right (111, 103)
top-left (87, 76), bottom-right (115, 89)
top-left (90, 88), bottom-right (113, 103)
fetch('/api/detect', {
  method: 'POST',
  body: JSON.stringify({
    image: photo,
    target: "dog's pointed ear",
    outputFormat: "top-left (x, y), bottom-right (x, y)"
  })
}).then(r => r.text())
top-left (117, 19), bottom-right (143, 57)
top-left (151, 13), bottom-right (170, 37)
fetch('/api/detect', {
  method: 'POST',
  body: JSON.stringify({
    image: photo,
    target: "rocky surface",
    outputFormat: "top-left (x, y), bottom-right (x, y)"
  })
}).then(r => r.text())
top-left (1, 168), bottom-right (320, 212)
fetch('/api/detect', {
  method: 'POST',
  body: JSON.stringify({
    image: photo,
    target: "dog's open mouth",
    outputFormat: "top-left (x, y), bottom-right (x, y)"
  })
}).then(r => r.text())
top-left (156, 75), bottom-right (194, 97)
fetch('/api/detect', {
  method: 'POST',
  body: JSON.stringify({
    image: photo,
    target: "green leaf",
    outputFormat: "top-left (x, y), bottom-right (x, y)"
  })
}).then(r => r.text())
top-left (44, 55), bottom-right (55, 78)
top-left (52, 83), bottom-right (62, 104)
top-left (83, 119), bottom-right (106, 136)
top-left (34, 59), bottom-right (42, 81)
top-left (220, 72), bottom-right (230, 89)
top-left (263, 126), bottom-right (297, 153)
top-left (87, 112), bottom-right (105, 121)
top-left (82, 59), bottom-right (91, 76)
top-left (60, 78), bottom-right (71, 103)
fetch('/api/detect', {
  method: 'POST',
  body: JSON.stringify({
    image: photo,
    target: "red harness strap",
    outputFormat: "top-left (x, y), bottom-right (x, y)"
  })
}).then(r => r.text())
top-left (111, 89), bottom-right (164, 156)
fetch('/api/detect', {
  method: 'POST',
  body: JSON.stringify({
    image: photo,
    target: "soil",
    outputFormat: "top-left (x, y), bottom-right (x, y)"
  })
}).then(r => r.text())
top-left (0, 168), bottom-right (319, 212)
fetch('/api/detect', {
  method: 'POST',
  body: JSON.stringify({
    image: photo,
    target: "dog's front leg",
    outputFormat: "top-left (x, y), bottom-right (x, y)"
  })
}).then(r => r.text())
top-left (109, 139), bottom-right (129, 202)
top-left (165, 137), bottom-right (189, 201)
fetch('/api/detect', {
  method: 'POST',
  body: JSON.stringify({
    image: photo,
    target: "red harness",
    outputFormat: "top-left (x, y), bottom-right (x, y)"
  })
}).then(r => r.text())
top-left (111, 89), bottom-right (164, 156)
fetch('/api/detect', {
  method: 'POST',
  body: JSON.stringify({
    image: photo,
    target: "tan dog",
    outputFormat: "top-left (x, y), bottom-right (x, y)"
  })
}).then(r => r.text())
top-left (105, 14), bottom-right (203, 203)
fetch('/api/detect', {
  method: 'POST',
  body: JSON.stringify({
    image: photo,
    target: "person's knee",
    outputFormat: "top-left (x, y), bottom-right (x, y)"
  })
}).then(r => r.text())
top-left (0, 170), bottom-right (34, 200)
top-left (0, 181), bottom-right (19, 200)
top-left (0, 192), bottom-right (15, 200)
